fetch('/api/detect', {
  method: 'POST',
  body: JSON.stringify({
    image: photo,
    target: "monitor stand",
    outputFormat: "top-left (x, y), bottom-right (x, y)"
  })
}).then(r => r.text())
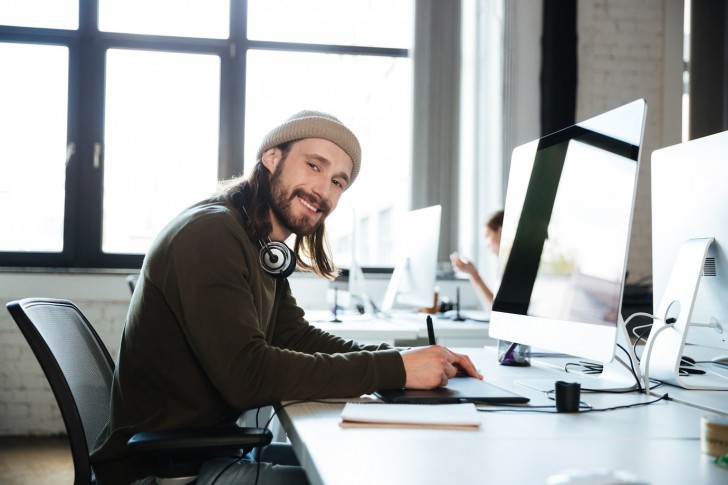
top-left (515, 314), bottom-right (643, 392)
top-left (643, 237), bottom-right (728, 390)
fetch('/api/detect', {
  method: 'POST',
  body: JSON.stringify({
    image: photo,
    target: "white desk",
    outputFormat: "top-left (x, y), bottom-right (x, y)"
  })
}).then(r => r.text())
top-left (645, 344), bottom-right (728, 415)
top-left (304, 311), bottom-right (420, 345)
top-left (305, 310), bottom-right (493, 347)
top-left (277, 347), bottom-right (728, 485)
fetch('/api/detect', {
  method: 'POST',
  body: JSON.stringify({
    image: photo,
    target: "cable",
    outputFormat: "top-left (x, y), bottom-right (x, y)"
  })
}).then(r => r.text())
top-left (625, 312), bottom-right (658, 328)
top-left (476, 393), bottom-right (669, 413)
top-left (615, 343), bottom-right (644, 393)
top-left (207, 452), bottom-right (248, 485)
top-left (565, 361), bottom-right (603, 375)
top-left (560, 343), bottom-right (644, 393)
top-left (210, 400), bottom-right (333, 485)
top-left (632, 323), bottom-right (653, 363)
top-left (579, 393), bottom-right (670, 413)
top-left (641, 320), bottom-right (675, 395)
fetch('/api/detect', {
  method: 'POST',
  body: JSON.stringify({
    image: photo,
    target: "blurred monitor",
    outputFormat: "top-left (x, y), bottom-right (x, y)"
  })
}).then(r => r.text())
top-left (381, 205), bottom-right (442, 311)
top-left (489, 99), bottom-right (646, 389)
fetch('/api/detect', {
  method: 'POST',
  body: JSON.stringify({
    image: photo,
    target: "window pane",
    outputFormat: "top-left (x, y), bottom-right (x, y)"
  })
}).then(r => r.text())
top-left (244, 50), bottom-right (412, 267)
top-left (0, 43), bottom-right (68, 252)
top-left (247, 0), bottom-right (414, 49)
top-left (99, 0), bottom-right (229, 39)
top-left (0, 0), bottom-right (78, 29)
top-left (103, 49), bottom-right (220, 254)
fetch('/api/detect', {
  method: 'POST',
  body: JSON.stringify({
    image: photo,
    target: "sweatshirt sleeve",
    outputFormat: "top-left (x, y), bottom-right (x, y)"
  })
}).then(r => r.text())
top-left (158, 207), bottom-right (406, 410)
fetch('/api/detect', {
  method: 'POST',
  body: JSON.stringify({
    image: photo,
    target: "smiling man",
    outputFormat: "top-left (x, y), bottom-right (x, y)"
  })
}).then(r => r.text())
top-left (91, 111), bottom-right (481, 485)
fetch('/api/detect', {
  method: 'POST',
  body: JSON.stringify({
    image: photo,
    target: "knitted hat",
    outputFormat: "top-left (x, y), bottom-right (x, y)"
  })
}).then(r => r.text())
top-left (256, 110), bottom-right (362, 186)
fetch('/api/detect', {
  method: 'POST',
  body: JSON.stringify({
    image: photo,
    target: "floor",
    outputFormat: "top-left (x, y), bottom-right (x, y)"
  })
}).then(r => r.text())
top-left (0, 436), bottom-right (73, 484)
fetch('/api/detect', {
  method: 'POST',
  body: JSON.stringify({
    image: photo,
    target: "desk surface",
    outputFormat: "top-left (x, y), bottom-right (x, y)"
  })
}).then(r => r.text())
top-left (305, 310), bottom-right (492, 346)
top-left (646, 344), bottom-right (728, 415)
top-left (277, 347), bottom-right (728, 485)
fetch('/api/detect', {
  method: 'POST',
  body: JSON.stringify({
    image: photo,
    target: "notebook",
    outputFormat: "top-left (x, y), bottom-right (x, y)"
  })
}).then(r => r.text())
top-left (340, 402), bottom-right (481, 430)
top-left (375, 377), bottom-right (530, 404)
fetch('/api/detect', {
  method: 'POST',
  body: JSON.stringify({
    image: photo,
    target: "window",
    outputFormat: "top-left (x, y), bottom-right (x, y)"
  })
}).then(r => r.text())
top-left (0, 43), bottom-right (69, 253)
top-left (0, 0), bottom-right (413, 269)
top-left (103, 49), bottom-right (221, 254)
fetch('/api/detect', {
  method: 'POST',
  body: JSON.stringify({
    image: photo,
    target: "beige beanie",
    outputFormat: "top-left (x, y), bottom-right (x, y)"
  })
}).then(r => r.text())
top-left (256, 110), bottom-right (362, 186)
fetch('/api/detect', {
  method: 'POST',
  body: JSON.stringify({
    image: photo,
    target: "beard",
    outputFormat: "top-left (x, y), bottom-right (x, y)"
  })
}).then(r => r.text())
top-left (268, 165), bottom-right (331, 237)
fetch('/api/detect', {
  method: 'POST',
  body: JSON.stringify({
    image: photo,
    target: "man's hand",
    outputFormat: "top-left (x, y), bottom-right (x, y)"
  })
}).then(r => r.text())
top-left (400, 346), bottom-right (483, 389)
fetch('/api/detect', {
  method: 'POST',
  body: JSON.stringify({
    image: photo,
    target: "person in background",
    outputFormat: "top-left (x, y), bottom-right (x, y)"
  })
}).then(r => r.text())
top-left (450, 210), bottom-right (504, 308)
top-left (91, 110), bottom-right (482, 485)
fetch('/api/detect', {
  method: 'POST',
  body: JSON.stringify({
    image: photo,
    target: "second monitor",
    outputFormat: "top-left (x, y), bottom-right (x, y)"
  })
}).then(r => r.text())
top-left (489, 99), bottom-right (647, 391)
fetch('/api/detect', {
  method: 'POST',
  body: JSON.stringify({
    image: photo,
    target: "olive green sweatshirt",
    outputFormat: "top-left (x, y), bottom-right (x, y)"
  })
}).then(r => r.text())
top-left (91, 197), bottom-right (406, 484)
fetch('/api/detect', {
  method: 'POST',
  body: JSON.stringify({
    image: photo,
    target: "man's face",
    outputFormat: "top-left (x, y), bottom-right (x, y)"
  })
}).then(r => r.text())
top-left (265, 138), bottom-right (353, 238)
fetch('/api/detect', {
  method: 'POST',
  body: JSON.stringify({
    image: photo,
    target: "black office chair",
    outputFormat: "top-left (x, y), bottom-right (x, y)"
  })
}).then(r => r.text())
top-left (7, 297), bottom-right (272, 484)
top-left (126, 274), bottom-right (139, 295)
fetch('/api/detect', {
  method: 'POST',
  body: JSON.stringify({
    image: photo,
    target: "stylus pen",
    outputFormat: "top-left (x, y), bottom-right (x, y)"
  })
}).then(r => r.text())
top-left (426, 315), bottom-right (436, 345)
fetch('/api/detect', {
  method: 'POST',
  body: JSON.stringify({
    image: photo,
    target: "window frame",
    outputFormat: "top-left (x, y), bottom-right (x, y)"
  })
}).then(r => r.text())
top-left (0, 0), bottom-right (410, 270)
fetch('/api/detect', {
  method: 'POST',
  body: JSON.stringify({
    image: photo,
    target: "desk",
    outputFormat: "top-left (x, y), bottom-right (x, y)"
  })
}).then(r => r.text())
top-left (646, 344), bottom-right (728, 415)
top-left (277, 347), bottom-right (728, 485)
top-left (304, 311), bottom-right (420, 345)
top-left (305, 310), bottom-right (493, 347)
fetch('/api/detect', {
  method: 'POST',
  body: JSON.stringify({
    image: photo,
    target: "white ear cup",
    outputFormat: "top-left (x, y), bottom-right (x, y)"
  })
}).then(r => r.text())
top-left (259, 241), bottom-right (297, 278)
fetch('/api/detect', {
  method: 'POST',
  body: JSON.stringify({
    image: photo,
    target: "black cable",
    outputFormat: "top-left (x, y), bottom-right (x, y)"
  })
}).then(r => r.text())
top-left (564, 361), bottom-right (603, 374)
top-left (579, 393), bottom-right (670, 413)
top-left (208, 452), bottom-right (247, 485)
top-left (561, 343), bottom-right (644, 394)
top-left (632, 324), bottom-right (651, 363)
top-left (210, 401), bottom-right (333, 485)
top-left (476, 393), bottom-right (670, 413)
top-left (616, 343), bottom-right (644, 393)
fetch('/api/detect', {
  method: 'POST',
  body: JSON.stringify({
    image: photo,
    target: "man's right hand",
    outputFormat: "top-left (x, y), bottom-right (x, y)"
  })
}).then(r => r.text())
top-left (400, 346), bottom-right (482, 389)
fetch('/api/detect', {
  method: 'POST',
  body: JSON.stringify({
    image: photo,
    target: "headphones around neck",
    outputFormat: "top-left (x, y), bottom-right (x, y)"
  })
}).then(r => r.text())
top-left (231, 192), bottom-right (297, 279)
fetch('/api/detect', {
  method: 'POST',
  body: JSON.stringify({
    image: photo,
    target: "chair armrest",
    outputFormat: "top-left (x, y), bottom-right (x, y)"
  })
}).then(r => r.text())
top-left (127, 426), bottom-right (273, 455)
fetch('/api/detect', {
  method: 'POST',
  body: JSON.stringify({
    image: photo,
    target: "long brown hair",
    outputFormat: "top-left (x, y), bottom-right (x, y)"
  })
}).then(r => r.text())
top-left (220, 144), bottom-right (339, 280)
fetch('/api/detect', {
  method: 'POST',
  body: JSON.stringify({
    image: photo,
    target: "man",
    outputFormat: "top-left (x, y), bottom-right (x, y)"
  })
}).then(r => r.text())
top-left (91, 111), bottom-right (482, 484)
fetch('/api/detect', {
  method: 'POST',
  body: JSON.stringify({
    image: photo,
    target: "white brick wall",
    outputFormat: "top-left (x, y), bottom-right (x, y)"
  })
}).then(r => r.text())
top-left (0, 296), bottom-right (128, 436)
top-left (577, 0), bottom-right (681, 283)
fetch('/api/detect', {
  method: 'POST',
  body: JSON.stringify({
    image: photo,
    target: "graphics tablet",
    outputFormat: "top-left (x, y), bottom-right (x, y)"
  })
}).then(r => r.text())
top-left (375, 377), bottom-right (530, 404)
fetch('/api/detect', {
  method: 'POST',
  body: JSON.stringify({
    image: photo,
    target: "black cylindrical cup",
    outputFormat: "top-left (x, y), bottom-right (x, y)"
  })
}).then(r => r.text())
top-left (555, 381), bottom-right (581, 413)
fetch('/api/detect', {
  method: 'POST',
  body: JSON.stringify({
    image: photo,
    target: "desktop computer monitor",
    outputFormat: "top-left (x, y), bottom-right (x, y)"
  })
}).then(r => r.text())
top-left (647, 130), bottom-right (728, 390)
top-left (381, 205), bottom-right (442, 311)
top-left (489, 99), bottom-right (647, 390)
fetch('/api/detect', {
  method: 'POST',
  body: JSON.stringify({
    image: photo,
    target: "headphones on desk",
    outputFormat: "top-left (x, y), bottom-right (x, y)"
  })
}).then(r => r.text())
top-left (231, 191), bottom-right (297, 279)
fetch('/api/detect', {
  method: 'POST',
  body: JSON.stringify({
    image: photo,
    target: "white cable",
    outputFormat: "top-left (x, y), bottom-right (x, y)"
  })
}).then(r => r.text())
top-left (641, 322), bottom-right (673, 395)
top-left (631, 322), bottom-right (654, 340)
top-left (624, 312), bottom-right (658, 345)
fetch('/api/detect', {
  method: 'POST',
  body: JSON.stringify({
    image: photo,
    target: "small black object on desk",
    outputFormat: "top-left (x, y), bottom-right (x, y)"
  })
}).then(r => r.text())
top-left (439, 287), bottom-right (466, 321)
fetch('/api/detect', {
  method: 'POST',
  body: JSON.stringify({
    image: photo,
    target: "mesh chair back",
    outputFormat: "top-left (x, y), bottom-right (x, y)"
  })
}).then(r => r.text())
top-left (7, 298), bottom-right (115, 485)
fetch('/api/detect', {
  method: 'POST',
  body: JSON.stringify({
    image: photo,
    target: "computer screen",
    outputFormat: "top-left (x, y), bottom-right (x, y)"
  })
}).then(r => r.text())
top-left (489, 100), bottom-right (646, 373)
top-left (651, 130), bottom-right (728, 355)
top-left (381, 205), bottom-right (442, 311)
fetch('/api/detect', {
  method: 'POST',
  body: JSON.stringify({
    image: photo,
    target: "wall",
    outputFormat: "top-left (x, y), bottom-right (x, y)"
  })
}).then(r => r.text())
top-left (576, 0), bottom-right (684, 283)
top-left (0, 273), bottom-right (130, 435)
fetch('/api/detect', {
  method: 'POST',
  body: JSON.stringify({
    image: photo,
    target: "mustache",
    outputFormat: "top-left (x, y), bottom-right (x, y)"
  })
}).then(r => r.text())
top-left (291, 188), bottom-right (331, 215)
